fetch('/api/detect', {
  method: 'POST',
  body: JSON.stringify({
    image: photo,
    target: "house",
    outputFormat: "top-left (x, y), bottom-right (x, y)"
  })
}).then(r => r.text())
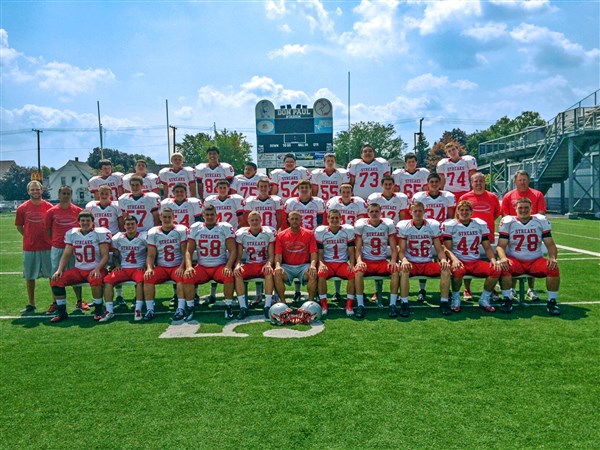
top-left (0, 160), bottom-right (16, 180)
top-left (48, 157), bottom-right (95, 204)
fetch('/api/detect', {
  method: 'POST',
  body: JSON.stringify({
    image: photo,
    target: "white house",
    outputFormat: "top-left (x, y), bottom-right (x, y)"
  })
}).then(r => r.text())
top-left (48, 157), bottom-right (95, 204)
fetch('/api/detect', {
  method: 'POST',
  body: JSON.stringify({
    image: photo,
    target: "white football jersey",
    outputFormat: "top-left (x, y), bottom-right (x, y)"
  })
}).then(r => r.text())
top-left (88, 175), bottom-right (122, 201)
top-left (160, 197), bottom-right (203, 229)
top-left (284, 196), bottom-right (325, 231)
top-left (231, 174), bottom-right (262, 199)
top-left (396, 219), bottom-right (441, 264)
top-left (112, 231), bottom-right (148, 269)
top-left (158, 167), bottom-right (196, 198)
top-left (64, 226), bottom-right (112, 271)
top-left (441, 218), bottom-right (490, 262)
top-left (412, 191), bottom-right (456, 222)
top-left (194, 162), bottom-right (235, 197)
top-left (354, 217), bottom-right (396, 261)
top-left (310, 168), bottom-right (350, 201)
top-left (235, 226), bottom-right (276, 265)
top-left (436, 155), bottom-right (477, 193)
top-left (325, 196), bottom-right (368, 226)
top-left (347, 157), bottom-right (391, 200)
top-left (270, 167), bottom-right (311, 201)
top-left (85, 201), bottom-right (122, 235)
top-left (189, 221), bottom-right (236, 267)
top-left (122, 173), bottom-right (160, 194)
top-left (203, 194), bottom-right (245, 231)
top-left (367, 192), bottom-right (410, 224)
top-left (315, 224), bottom-right (355, 263)
top-left (147, 224), bottom-right (187, 268)
top-left (244, 195), bottom-right (283, 230)
top-left (118, 193), bottom-right (161, 232)
top-left (392, 167), bottom-right (430, 199)
top-left (499, 214), bottom-right (551, 261)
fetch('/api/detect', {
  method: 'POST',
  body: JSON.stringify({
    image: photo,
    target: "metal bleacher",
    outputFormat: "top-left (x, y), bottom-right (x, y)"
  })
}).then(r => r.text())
top-left (478, 90), bottom-right (600, 217)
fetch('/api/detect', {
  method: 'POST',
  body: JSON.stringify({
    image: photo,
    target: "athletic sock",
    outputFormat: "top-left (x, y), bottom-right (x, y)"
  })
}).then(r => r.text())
top-left (547, 291), bottom-right (558, 301)
top-left (502, 290), bottom-right (511, 299)
top-left (237, 295), bottom-right (247, 309)
top-left (135, 300), bottom-right (144, 312)
top-left (401, 297), bottom-right (409, 304)
top-left (186, 300), bottom-right (194, 308)
top-left (264, 295), bottom-right (273, 308)
top-left (105, 301), bottom-right (114, 314)
top-left (389, 294), bottom-right (397, 306)
top-left (357, 294), bottom-right (364, 307)
top-left (178, 299), bottom-right (186, 309)
top-left (145, 300), bottom-right (155, 312)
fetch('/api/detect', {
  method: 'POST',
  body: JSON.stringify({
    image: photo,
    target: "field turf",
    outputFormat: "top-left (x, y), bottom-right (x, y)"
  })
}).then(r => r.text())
top-left (1, 213), bottom-right (599, 449)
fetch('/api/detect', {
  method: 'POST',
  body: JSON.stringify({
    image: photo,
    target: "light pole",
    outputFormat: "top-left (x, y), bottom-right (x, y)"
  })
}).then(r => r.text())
top-left (32, 129), bottom-right (42, 172)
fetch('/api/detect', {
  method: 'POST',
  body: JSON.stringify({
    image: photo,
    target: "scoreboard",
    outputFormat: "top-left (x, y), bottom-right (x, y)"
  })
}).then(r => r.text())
top-left (255, 98), bottom-right (333, 169)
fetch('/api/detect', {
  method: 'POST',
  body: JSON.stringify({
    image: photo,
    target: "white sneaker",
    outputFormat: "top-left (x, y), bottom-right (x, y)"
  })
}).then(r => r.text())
top-left (451, 294), bottom-right (461, 312)
top-left (478, 297), bottom-right (496, 312)
top-left (134, 310), bottom-right (143, 321)
top-left (99, 311), bottom-right (114, 322)
top-left (527, 288), bottom-right (540, 301)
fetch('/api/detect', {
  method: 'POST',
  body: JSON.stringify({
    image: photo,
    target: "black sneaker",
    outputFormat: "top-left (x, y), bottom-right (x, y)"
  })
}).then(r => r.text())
top-left (400, 302), bottom-right (410, 317)
top-left (224, 304), bottom-right (233, 320)
top-left (293, 292), bottom-right (302, 303)
top-left (500, 297), bottom-right (513, 314)
top-left (333, 292), bottom-right (343, 303)
top-left (169, 295), bottom-right (178, 308)
top-left (237, 307), bottom-right (248, 320)
top-left (93, 303), bottom-right (104, 320)
top-left (355, 305), bottom-right (365, 319)
top-left (185, 305), bottom-right (195, 321)
top-left (388, 304), bottom-right (398, 318)
top-left (20, 304), bottom-right (36, 314)
top-left (263, 306), bottom-right (270, 320)
top-left (207, 295), bottom-right (217, 305)
top-left (440, 301), bottom-right (451, 316)
top-left (194, 295), bottom-right (200, 307)
top-left (417, 290), bottom-right (427, 302)
top-left (143, 310), bottom-right (155, 321)
top-left (173, 308), bottom-right (185, 321)
top-left (547, 299), bottom-right (560, 316)
top-left (115, 295), bottom-right (127, 308)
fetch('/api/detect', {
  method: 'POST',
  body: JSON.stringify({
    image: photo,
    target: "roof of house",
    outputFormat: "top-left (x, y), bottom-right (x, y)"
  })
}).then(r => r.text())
top-left (49, 159), bottom-right (95, 183)
top-left (0, 160), bottom-right (16, 178)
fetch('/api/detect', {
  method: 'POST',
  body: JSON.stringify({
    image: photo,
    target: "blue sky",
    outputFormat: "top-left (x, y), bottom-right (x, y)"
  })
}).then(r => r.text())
top-left (1, 0), bottom-right (598, 168)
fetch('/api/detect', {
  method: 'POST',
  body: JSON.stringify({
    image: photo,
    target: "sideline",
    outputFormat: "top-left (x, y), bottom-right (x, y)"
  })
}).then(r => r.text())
top-left (2, 300), bottom-right (600, 320)
top-left (556, 245), bottom-right (600, 257)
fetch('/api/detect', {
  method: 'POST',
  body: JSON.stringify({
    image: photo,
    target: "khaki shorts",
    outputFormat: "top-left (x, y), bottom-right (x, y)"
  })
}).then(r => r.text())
top-left (22, 250), bottom-right (52, 280)
top-left (50, 247), bottom-right (76, 273)
top-left (281, 263), bottom-right (310, 286)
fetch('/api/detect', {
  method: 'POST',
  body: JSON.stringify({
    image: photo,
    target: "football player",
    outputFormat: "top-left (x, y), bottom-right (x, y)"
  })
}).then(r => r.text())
top-left (118, 176), bottom-right (161, 232)
top-left (311, 153), bottom-right (350, 202)
top-left (88, 159), bottom-right (123, 201)
top-left (231, 162), bottom-right (261, 198)
top-left (392, 152), bottom-right (429, 200)
top-left (195, 146), bottom-right (234, 200)
top-left (325, 183), bottom-right (368, 226)
top-left (270, 153), bottom-right (311, 202)
top-left (122, 159), bottom-right (160, 195)
top-left (159, 152), bottom-right (197, 198)
top-left (244, 177), bottom-right (284, 231)
top-left (347, 144), bottom-right (391, 200)
top-left (436, 141), bottom-right (477, 201)
top-left (85, 184), bottom-right (124, 235)
top-left (283, 179), bottom-right (325, 231)
top-left (203, 180), bottom-right (246, 231)
top-left (367, 175), bottom-right (410, 225)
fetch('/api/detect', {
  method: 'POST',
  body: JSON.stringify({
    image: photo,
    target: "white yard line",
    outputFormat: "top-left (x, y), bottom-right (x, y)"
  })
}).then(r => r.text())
top-left (0, 272), bottom-right (22, 275)
top-left (553, 231), bottom-right (600, 241)
top-left (556, 244), bottom-right (600, 257)
top-left (557, 257), bottom-right (600, 261)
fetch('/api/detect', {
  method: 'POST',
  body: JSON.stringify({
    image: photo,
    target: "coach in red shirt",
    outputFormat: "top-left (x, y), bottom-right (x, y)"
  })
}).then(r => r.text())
top-left (274, 211), bottom-right (318, 303)
top-left (501, 170), bottom-right (546, 216)
top-left (15, 181), bottom-right (53, 313)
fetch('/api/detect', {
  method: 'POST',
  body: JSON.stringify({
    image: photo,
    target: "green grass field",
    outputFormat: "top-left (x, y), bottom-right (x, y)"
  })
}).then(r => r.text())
top-left (1, 213), bottom-right (599, 449)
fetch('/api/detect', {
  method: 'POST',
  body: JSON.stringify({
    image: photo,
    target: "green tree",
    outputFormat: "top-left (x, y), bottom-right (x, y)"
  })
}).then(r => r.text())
top-left (427, 132), bottom-right (465, 171)
top-left (334, 121), bottom-right (404, 167)
top-left (176, 130), bottom-right (252, 173)
top-left (0, 165), bottom-right (50, 200)
top-left (414, 133), bottom-right (431, 167)
top-left (86, 148), bottom-right (157, 173)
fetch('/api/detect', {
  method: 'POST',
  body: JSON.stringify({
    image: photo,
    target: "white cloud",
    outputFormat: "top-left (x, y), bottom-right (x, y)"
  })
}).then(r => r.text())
top-left (407, 0), bottom-right (482, 35)
top-left (490, 0), bottom-right (554, 12)
top-left (462, 22), bottom-right (508, 42)
top-left (335, 7), bottom-right (343, 16)
top-left (0, 28), bottom-right (20, 66)
top-left (174, 106), bottom-right (193, 121)
top-left (36, 62), bottom-right (115, 96)
top-left (265, 0), bottom-right (287, 20)
top-left (301, 0), bottom-right (336, 38)
top-left (268, 44), bottom-right (308, 59)
top-left (278, 24), bottom-right (292, 33)
top-left (405, 73), bottom-right (478, 92)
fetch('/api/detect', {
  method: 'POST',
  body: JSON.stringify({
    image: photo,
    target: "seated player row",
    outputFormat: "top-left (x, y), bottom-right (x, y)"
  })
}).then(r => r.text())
top-left (49, 195), bottom-right (560, 323)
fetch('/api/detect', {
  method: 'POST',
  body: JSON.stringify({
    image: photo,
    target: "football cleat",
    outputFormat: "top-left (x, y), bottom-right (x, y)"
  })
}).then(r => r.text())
top-left (510, 288), bottom-right (518, 301)
top-left (207, 295), bottom-right (217, 305)
top-left (478, 298), bottom-right (496, 313)
top-left (417, 290), bottom-right (427, 303)
top-left (115, 295), bottom-right (127, 308)
top-left (370, 292), bottom-right (378, 303)
top-left (142, 310), bottom-right (155, 321)
top-left (345, 299), bottom-right (354, 317)
top-left (440, 301), bottom-right (451, 316)
top-left (172, 308), bottom-right (185, 322)
top-left (527, 289), bottom-right (540, 301)
top-left (355, 305), bottom-right (365, 319)
top-left (45, 302), bottom-right (57, 315)
top-left (400, 302), bottom-right (410, 318)
top-left (98, 311), bottom-right (115, 323)
top-left (224, 304), bottom-right (233, 320)
top-left (251, 295), bottom-right (263, 307)
top-left (185, 305), bottom-right (195, 322)
top-left (319, 299), bottom-right (328, 318)
top-left (134, 310), bottom-right (143, 321)
top-left (451, 295), bottom-right (461, 313)
top-left (75, 301), bottom-right (90, 312)
top-left (500, 297), bottom-right (513, 314)
top-left (388, 304), bottom-right (398, 318)
top-left (194, 295), bottom-right (200, 307)
top-left (463, 288), bottom-right (472, 301)
top-left (50, 312), bottom-right (68, 323)
top-left (321, 308), bottom-right (328, 319)
top-left (236, 307), bottom-right (248, 320)
top-left (20, 304), bottom-right (36, 314)
top-left (93, 303), bottom-right (104, 321)
top-left (547, 299), bottom-right (560, 316)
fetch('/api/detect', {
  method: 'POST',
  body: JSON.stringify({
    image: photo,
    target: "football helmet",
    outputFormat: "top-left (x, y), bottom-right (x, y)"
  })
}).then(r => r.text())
top-left (296, 301), bottom-right (322, 324)
top-left (268, 302), bottom-right (294, 326)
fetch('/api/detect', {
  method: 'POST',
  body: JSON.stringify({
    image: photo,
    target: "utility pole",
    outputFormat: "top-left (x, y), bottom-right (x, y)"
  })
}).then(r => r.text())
top-left (32, 129), bottom-right (43, 172)
top-left (166, 99), bottom-right (170, 161)
top-left (169, 125), bottom-right (177, 155)
top-left (97, 101), bottom-right (104, 159)
top-left (347, 71), bottom-right (351, 163)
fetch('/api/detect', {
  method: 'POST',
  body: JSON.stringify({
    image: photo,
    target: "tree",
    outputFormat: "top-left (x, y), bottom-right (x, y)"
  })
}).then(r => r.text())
top-left (334, 121), bottom-right (404, 167)
top-left (0, 164), bottom-right (50, 200)
top-left (414, 133), bottom-right (431, 167)
top-left (86, 148), bottom-right (157, 173)
top-left (427, 132), bottom-right (464, 171)
top-left (176, 130), bottom-right (252, 173)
